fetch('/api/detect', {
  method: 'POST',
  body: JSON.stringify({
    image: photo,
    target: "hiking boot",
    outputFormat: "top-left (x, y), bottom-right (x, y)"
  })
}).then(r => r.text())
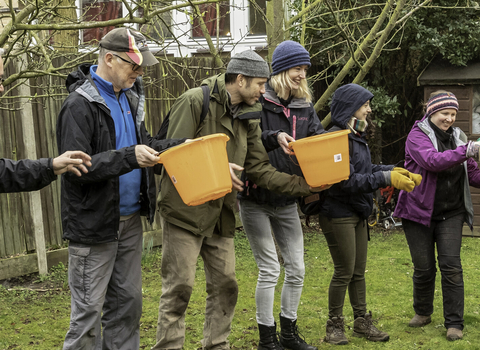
top-left (446, 328), bottom-right (463, 341)
top-left (352, 312), bottom-right (389, 342)
top-left (408, 314), bottom-right (432, 328)
top-left (324, 316), bottom-right (348, 345)
top-left (258, 322), bottom-right (284, 350)
top-left (279, 314), bottom-right (317, 350)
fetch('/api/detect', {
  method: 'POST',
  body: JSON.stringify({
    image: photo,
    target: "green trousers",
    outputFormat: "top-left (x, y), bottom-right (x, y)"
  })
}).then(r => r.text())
top-left (319, 215), bottom-right (368, 318)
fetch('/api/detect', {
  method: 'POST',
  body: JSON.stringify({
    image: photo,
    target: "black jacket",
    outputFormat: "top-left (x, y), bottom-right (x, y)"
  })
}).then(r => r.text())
top-left (57, 64), bottom-right (183, 244)
top-left (0, 158), bottom-right (56, 193)
top-left (238, 84), bottom-right (325, 207)
top-left (320, 84), bottom-right (392, 220)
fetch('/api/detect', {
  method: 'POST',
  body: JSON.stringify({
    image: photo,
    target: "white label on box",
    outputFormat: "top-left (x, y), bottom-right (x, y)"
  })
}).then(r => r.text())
top-left (334, 154), bottom-right (342, 162)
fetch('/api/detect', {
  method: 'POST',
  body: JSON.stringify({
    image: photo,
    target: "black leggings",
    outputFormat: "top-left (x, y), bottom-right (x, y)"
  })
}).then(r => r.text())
top-left (319, 215), bottom-right (368, 319)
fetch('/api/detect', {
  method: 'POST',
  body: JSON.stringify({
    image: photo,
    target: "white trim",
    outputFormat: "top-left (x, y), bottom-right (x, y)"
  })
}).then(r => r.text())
top-left (74, 0), bottom-right (267, 57)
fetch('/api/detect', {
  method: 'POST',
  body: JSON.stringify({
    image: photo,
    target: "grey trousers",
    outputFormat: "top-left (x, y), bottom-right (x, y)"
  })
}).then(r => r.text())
top-left (63, 213), bottom-right (143, 350)
top-left (239, 200), bottom-right (305, 326)
top-left (153, 217), bottom-right (238, 350)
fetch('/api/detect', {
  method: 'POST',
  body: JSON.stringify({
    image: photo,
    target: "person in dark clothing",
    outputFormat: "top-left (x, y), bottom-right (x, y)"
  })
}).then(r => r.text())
top-left (0, 152), bottom-right (91, 193)
top-left (319, 83), bottom-right (421, 345)
top-left (238, 41), bottom-right (325, 350)
top-left (0, 47), bottom-right (92, 192)
top-left (394, 91), bottom-right (480, 341)
top-left (56, 28), bottom-right (185, 350)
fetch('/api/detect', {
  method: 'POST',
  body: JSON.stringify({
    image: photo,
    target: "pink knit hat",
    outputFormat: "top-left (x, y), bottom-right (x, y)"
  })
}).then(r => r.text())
top-left (425, 92), bottom-right (459, 119)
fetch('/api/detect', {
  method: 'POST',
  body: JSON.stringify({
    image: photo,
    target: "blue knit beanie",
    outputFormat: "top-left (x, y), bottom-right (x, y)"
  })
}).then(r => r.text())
top-left (271, 41), bottom-right (311, 76)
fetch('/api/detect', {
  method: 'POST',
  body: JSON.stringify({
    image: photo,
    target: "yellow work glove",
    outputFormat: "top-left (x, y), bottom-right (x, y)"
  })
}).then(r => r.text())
top-left (393, 167), bottom-right (423, 186)
top-left (390, 171), bottom-right (416, 192)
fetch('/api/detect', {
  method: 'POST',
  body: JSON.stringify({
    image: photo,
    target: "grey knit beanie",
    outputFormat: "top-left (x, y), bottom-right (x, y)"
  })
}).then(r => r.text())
top-left (271, 41), bottom-right (311, 76)
top-left (226, 50), bottom-right (270, 78)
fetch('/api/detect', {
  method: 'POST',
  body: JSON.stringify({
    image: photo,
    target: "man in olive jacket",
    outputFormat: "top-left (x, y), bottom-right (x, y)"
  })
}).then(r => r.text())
top-left (154, 51), bottom-right (315, 350)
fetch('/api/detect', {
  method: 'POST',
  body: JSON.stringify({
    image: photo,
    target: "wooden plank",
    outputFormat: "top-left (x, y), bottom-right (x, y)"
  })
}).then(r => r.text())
top-left (463, 225), bottom-right (480, 237)
top-left (0, 230), bottom-right (163, 280)
top-left (17, 55), bottom-right (48, 276)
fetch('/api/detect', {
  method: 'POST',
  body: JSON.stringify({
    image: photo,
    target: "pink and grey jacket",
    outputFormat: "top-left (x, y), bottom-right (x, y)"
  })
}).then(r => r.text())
top-left (394, 115), bottom-right (480, 229)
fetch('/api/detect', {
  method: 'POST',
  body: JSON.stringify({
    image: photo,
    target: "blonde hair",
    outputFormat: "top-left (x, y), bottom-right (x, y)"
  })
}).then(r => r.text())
top-left (269, 69), bottom-right (312, 102)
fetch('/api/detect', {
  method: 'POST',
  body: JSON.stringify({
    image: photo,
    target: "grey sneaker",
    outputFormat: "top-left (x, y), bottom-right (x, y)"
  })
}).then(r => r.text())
top-left (408, 314), bottom-right (432, 328)
top-left (324, 316), bottom-right (348, 345)
top-left (353, 312), bottom-right (389, 342)
top-left (446, 328), bottom-right (463, 341)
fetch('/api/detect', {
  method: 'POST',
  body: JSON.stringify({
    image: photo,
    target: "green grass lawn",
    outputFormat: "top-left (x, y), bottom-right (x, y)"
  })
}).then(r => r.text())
top-left (2, 220), bottom-right (480, 349)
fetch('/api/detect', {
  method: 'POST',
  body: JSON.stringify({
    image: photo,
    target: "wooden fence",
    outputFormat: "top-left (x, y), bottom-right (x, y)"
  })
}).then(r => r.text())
top-left (0, 55), bottom-right (224, 278)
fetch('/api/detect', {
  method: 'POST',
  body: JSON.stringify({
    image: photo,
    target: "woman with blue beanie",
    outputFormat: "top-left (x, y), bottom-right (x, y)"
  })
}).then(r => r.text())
top-left (238, 40), bottom-right (325, 350)
top-left (395, 91), bottom-right (480, 341)
top-left (318, 84), bottom-right (420, 345)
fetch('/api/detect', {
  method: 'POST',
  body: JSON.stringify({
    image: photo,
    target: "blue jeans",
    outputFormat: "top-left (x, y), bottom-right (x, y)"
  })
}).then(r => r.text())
top-left (402, 213), bottom-right (464, 330)
top-left (63, 213), bottom-right (143, 350)
top-left (239, 200), bottom-right (305, 326)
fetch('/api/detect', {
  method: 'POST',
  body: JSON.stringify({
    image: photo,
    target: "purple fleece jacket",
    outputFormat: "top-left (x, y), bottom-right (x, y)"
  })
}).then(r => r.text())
top-left (394, 116), bottom-right (480, 228)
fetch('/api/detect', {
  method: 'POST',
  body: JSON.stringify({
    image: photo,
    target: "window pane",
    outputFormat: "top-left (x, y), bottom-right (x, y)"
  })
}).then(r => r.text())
top-left (249, 0), bottom-right (266, 35)
top-left (473, 86), bottom-right (480, 134)
top-left (192, 3), bottom-right (231, 38)
top-left (81, 0), bottom-right (122, 44)
top-left (138, 2), bottom-right (173, 40)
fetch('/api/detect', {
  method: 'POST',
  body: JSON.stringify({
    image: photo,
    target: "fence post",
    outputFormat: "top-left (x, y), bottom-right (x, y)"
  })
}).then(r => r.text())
top-left (16, 55), bottom-right (48, 276)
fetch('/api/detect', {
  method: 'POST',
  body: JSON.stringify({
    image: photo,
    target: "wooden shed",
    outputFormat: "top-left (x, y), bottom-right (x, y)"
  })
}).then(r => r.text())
top-left (418, 58), bottom-right (480, 236)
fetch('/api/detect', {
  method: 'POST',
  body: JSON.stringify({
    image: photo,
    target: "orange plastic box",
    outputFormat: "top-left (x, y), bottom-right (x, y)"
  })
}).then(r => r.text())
top-left (289, 129), bottom-right (351, 187)
top-left (158, 133), bottom-right (232, 206)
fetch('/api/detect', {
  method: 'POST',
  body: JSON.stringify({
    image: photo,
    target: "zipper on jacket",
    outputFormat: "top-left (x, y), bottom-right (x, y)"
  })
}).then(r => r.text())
top-left (293, 115), bottom-right (297, 140)
top-left (117, 92), bottom-right (128, 132)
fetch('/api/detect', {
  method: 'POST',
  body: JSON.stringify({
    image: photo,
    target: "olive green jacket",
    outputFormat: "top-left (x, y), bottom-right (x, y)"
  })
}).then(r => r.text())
top-left (158, 74), bottom-right (311, 237)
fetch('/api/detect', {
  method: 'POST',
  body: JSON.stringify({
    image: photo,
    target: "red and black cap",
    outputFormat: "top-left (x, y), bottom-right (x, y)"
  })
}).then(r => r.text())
top-left (99, 27), bottom-right (159, 67)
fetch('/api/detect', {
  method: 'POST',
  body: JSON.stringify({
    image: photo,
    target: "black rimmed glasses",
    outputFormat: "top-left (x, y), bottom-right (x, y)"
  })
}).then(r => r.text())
top-left (112, 53), bottom-right (142, 72)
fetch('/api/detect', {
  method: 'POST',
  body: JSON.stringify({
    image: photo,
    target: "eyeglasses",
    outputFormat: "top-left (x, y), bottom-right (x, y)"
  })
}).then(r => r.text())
top-left (112, 54), bottom-right (142, 72)
top-left (0, 77), bottom-right (5, 85)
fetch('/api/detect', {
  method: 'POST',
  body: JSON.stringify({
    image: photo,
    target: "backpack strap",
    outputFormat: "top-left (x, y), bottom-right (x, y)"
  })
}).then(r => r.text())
top-left (200, 84), bottom-right (210, 125)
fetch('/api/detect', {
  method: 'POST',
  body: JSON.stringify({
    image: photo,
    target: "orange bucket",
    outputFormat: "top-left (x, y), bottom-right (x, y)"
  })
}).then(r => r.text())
top-left (289, 129), bottom-right (351, 187)
top-left (158, 133), bottom-right (232, 206)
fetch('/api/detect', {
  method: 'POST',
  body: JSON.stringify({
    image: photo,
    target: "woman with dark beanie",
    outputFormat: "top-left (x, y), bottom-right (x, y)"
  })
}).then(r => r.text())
top-left (238, 40), bottom-right (324, 350)
top-left (318, 83), bottom-right (420, 345)
top-left (394, 91), bottom-right (480, 341)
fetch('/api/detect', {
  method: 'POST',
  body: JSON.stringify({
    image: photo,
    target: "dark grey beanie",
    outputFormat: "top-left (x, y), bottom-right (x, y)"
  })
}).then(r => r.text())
top-left (226, 50), bottom-right (270, 78)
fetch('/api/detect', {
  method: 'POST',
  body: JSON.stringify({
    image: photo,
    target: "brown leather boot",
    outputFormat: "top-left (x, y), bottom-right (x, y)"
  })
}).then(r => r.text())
top-left (324, 316), bottom-right (348, 345)
top-left (408, 314), bottom-right (431, 327)
top-left (353, 312), bottom-right (389, 342)
top-left (446, 328), bottom-right (463, 341)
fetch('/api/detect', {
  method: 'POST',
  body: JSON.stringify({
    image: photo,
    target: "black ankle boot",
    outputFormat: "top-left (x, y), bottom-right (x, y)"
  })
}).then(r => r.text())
top-left (279, 314), bottom-right (318, 350)
top-left (258, 322), bottom-right (285, 350)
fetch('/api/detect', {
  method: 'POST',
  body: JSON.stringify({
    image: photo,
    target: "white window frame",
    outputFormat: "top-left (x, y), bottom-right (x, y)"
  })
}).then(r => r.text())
top-left (75, 0), bottom-right (267, 57)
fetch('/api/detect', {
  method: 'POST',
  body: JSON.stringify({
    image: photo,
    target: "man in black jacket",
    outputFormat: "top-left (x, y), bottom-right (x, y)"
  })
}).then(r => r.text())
top-left (56, 28), bottom-right (184, 350)
top-left (0, 48), bottom-right (92, 193)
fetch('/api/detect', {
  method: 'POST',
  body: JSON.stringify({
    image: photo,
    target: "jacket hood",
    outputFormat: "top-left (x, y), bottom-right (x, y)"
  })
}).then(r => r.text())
top-left (66, 63), bottom-right (92, 93)
top-left (330, 83), bottom-right (373, 129)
